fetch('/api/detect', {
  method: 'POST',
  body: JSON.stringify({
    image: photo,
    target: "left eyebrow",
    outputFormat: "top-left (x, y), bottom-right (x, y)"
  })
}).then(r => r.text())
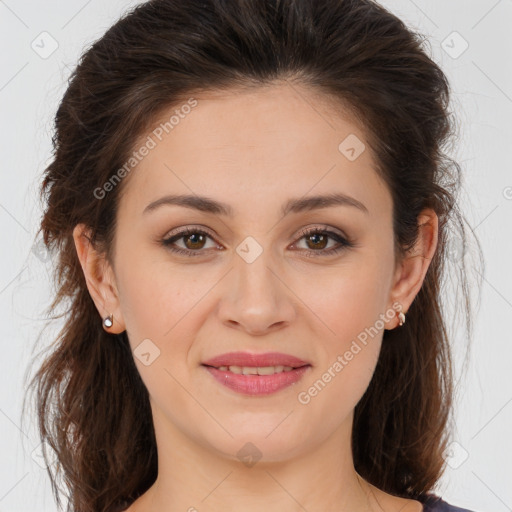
top-left (282, 192), bottom-right (369, 216)
top-left (142, 192), bottom-right (369, 217)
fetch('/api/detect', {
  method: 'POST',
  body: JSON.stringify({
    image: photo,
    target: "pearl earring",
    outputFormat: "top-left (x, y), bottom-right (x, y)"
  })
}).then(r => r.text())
top-left (397, 310), bottom-right (406, 326)
top-left (103, 314), bottom-right (113, 328)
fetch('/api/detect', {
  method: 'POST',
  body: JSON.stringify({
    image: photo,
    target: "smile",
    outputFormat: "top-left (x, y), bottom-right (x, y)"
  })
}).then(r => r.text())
top-left (202, 364), bottom-right (311, 395)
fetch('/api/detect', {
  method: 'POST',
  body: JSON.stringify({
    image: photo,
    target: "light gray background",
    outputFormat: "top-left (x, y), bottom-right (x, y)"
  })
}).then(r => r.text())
top-left (1, 1), bottom-right (511, 511)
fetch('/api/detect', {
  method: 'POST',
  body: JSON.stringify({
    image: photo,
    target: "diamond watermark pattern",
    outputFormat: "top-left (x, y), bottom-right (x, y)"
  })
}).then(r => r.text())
top-left (236, 442), bottom-right (262, 468)
top-left (133, 338), bottom-right (161, 366)
top-left (441, 31), bottom-right (469, 59)
top-left (31, 238), bottom-right (51, 263)
top-left (338, 134), bottom-right (366, 162)
top-left (444, 441), bottom-right (469, 469)
top-left (236, 236), bottom-right (263, 264)
top-left (31, 31), bottom-right (59, 59)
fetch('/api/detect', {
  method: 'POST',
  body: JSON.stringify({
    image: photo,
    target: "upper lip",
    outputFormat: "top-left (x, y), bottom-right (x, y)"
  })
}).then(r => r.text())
top-left (202, 351), bottom-right (311, 368)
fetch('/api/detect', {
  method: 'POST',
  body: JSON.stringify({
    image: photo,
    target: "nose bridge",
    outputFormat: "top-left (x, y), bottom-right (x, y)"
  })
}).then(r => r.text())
top-left (234, 235), bottom-right (280, 303)
top-left (218, 235), bottom-right (295, 333)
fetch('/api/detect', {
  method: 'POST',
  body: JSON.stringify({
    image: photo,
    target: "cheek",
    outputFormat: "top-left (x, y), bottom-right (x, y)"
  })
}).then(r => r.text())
top-left (296, 270), bottom-right (385, 428)
top-left (115, 243), bottom-right (189, 330)
top-left (294, 255), bottom-right (390, 394)
top-left (114, 256), bottom-right (210, 406)
top-left (295, 260), bottom-right (390, 340)
top-left (115, 252), bottom-right (222, 364)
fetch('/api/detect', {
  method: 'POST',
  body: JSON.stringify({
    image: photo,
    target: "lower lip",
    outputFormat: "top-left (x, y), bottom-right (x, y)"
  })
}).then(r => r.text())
top-left (202, 365), bottom-right (311, 396)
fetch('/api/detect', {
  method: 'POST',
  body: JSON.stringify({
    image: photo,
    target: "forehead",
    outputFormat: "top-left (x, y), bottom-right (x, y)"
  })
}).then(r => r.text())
top-left (118, 83), bottom-right (392, 222)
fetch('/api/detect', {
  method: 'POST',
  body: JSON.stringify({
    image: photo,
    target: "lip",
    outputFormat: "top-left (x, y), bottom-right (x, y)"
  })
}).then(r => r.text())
top-left (201, 351), bottom-right (312, 396)
top-left (201, 351), bottom-right (310, 369)
top-left (203, 365), bottom-right (311, 396)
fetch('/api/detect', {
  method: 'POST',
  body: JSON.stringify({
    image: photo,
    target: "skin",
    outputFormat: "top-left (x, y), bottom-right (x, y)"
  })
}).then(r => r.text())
top-left (73, 82), bottom-right (437, 512)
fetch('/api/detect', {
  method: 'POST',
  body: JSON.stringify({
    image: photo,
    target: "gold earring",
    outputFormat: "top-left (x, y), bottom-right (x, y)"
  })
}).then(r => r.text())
top-left (397, 310), bottom-right (406, 326)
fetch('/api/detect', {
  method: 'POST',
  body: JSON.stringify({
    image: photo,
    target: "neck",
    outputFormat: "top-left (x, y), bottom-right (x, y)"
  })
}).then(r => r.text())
top-left (133, 406), bottom-right (376, 512)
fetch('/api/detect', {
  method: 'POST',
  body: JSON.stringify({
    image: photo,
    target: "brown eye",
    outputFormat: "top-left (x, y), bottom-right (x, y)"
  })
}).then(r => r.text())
top-left (161, 225), bottom-right (354, 258)
top-left (161, 227), bottom-right (219, 256)
top-left (293, 227), bottom-right (355, 257)
top-left (304, 232), bottom-right (329, 250)
top-left (182, 232), bottom-right (207, 250)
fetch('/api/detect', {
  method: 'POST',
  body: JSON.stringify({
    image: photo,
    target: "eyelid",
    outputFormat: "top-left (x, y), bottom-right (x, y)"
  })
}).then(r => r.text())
top-left (162, 225), bottom-right (220, 244)
top-left (163, 223), bottom-right (348, 241)
top-left (294, 224), bottom-right (349, 241)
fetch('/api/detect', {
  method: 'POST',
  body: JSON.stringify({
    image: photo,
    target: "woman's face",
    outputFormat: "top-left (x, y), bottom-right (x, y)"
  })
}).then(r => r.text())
top-left (84, 83), bottom-right (416, 462)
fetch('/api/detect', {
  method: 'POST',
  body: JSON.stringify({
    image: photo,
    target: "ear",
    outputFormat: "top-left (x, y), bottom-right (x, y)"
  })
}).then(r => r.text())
top-left (386, 208), bottom-right (439, 329)
top-left (72, 223), bottom-right (126, 334)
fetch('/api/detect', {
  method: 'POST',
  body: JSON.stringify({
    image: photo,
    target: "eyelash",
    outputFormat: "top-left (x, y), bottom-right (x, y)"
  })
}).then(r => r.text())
top-left (160, 225), bottom-right (354, 258)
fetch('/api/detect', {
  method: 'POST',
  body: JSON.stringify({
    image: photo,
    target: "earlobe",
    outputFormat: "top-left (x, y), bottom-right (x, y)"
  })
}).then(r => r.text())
top-left (387, 209), bottom-right (439, 328)
top-left (72, 224), bottom-right (126, 334)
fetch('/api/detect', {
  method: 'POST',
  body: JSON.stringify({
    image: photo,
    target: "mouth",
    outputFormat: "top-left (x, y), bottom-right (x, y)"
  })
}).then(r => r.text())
top-left (201, 364), bottom-right (311, 395)
top-left (200, 352), bottom-right (312, 395)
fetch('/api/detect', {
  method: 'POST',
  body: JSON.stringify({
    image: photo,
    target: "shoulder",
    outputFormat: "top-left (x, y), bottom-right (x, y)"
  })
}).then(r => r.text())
top-left (420, 493), bottom-right (481, 512)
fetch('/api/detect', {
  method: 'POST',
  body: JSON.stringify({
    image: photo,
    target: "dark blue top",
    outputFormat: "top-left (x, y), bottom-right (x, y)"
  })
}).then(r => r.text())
top-left (420, 493), bottom-right (478, 511)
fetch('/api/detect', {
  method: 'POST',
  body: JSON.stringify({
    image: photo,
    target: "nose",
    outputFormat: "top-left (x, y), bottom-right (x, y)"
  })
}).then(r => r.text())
top-left (216, 243), bottom-right (296, 336)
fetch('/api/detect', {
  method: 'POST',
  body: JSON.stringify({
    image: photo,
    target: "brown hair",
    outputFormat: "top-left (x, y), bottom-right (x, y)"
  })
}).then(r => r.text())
top-left (22, 0), bottom-right (483, 511)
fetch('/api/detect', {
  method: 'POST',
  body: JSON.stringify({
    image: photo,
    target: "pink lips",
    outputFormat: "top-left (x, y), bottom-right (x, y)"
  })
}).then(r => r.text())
top-left (201, 351), bottom-right (311, 396)
top-left (202, 351), bottom-right (310, 369)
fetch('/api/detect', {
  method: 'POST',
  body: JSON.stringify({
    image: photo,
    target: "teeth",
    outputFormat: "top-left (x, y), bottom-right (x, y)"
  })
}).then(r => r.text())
top-left (216, 365), bottom-right (295, 375)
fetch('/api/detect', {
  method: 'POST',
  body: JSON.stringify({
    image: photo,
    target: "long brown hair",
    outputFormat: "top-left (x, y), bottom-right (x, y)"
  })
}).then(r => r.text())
top-left (22, 0), bottom-right (483, 510)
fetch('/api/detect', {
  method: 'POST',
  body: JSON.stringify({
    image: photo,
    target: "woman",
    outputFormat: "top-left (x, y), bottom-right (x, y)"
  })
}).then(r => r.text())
top-left (24, 0), bottom-right (483, 511)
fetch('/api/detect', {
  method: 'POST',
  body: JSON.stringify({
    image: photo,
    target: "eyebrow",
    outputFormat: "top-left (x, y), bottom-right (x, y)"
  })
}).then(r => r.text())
top-left (143, 192), bottom-right (369, 217)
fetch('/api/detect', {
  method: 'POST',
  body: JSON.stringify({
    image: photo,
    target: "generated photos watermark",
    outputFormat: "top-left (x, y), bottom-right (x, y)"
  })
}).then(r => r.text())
top-left (297, 302), bottom-right (402, 405)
